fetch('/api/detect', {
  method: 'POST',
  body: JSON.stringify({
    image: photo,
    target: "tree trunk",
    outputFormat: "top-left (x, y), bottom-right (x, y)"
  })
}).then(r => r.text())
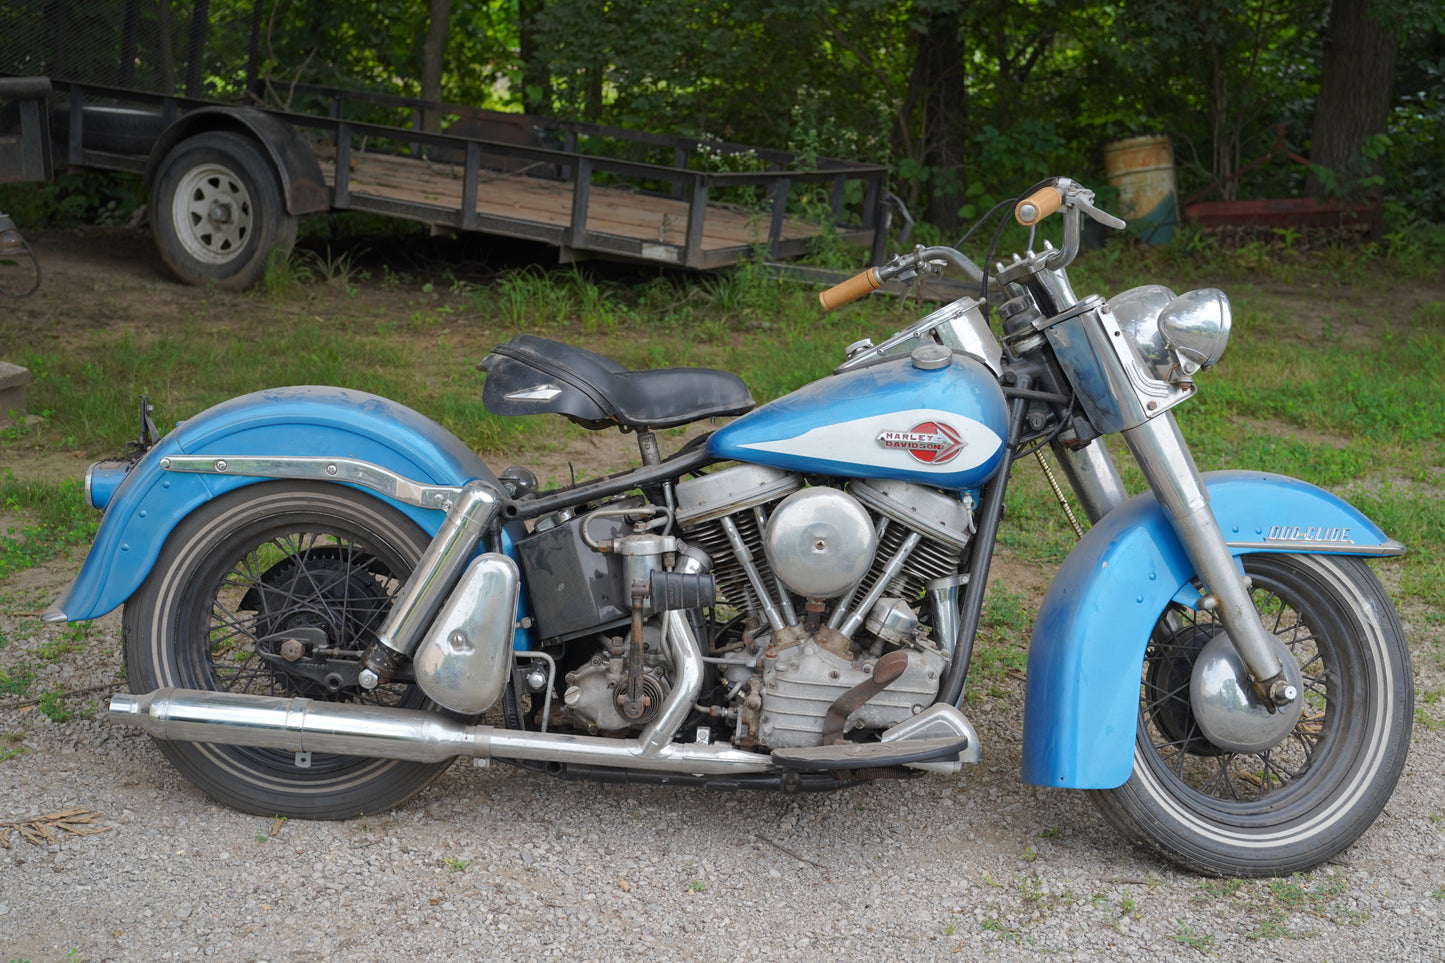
top-left (1306, 0), bottom-right (1397, 197)
top-left (518, 0), bottom-right (551, 115)
top-left (910, 10), bottom-right (970, 234)
top-left (1209, 40), bottom-right (1238, 201)
top-left (421, 0), bottom-right (452, 134)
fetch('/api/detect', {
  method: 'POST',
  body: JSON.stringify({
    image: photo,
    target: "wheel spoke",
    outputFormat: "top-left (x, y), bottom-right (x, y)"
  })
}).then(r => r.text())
top-left (188, 523), bottom-right (413, 705)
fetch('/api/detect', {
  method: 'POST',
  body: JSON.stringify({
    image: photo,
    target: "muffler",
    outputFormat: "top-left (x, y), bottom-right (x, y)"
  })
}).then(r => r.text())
top-left (108, 686), bottom-right (776, 774)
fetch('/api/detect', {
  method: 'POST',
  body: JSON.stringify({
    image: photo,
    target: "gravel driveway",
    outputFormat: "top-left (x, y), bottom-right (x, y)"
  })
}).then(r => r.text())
top-left (3, 545), bottom-right (1443, 963)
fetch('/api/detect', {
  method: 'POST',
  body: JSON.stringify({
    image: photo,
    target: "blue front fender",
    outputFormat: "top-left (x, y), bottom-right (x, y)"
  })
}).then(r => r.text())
top-left (48, 386), bottom-right (496, 622)
top-left (1021, 470), bottom-right (1399, 790)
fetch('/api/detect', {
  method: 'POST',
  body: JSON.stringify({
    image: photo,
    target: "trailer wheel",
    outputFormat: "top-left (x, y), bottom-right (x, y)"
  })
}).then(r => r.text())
top-left (150, 131), bottom-right (296, 290)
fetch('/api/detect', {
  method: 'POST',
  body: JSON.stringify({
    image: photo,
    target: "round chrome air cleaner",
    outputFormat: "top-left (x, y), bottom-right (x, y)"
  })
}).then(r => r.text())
top-left (1190, 630), bottom-right (1303, 754)
top-left (763, 487), bottom-right (876, 599)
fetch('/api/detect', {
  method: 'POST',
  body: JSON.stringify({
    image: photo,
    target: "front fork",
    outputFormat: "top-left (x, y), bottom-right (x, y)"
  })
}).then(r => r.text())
top-left (1063, 416), bottom-right (1296, 708)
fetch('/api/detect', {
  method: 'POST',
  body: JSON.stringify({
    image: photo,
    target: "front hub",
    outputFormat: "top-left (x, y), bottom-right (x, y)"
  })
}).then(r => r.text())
top-left (1190, 630), bottom-right (1304, 753)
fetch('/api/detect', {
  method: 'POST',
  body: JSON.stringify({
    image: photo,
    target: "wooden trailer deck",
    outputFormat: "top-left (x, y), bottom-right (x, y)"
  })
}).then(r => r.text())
top-left (283, 83), bottom-right (889, 271)
top-left (316, 148), bottom-right (839, 270)
top-left (5, 0), bottom-right (892, 278)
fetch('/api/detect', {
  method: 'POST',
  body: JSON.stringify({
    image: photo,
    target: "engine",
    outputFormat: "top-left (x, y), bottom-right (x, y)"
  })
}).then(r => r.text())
top-left (513, 463), bottom-right (975, 750)
top-left (673, 464), bottom-right (974, 749)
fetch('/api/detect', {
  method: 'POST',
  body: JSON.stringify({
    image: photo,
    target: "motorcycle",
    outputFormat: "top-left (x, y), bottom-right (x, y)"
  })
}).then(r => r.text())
top-left (45, 177), bottom-right (1412, 878)
top-left (0, 210), bottom-right (41, 298)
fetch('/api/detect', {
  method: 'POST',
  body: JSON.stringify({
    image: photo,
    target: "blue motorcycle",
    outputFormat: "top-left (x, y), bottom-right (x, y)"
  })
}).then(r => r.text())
top-left (46, 178), bottom-right (1412, 877)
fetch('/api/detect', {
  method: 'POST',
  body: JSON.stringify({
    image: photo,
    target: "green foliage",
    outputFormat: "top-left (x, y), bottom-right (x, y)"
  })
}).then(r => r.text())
top-left (0, 173), bottom-right (146, 230)
top-left (1168, 918), bottom-right (1216, 953)
top-left (0, 662), bottom-right (36, 698)
top-left (37, 683), bottom-right (87, 723)
top-left (967, 581), bottom-right (1032, 696)
top-left (6, 1), bottom-right (1441, 234)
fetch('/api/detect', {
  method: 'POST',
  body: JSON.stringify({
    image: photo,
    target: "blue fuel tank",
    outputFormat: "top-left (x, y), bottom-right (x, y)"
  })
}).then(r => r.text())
top-left (708, 351), bottom-right (1008, 490)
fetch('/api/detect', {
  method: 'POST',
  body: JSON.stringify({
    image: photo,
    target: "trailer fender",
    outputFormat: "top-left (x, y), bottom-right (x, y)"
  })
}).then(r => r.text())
top-left (146, 107), bottom-right (329, 215)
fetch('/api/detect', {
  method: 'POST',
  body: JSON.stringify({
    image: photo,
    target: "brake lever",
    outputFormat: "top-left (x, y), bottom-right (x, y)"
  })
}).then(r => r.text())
top-left (1076, 195), bottom-right (1127, 231)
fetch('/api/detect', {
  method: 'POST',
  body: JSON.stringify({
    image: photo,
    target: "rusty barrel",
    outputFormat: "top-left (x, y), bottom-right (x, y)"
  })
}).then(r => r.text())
top-left (1103, 134), bottom-right (1179, 243)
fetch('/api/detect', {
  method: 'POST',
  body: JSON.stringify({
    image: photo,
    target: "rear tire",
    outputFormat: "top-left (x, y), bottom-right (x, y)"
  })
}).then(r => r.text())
top-left (123, 482), bottom-right (458, 818)
top-left (1089, 553), bottom-right (1413, 877)
top-left (149, 131), bottom-right (296, 290)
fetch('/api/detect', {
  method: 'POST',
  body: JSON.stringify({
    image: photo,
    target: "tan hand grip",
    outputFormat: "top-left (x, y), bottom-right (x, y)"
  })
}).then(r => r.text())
top-left (1015, 186), bottom-right (1063, 226)
top-left (819, 267), bottom-right (882, 311)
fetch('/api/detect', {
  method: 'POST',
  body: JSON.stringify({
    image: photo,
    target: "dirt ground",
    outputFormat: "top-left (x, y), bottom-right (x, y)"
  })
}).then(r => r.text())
top-left (2, 226), bottom-right (1444, 962)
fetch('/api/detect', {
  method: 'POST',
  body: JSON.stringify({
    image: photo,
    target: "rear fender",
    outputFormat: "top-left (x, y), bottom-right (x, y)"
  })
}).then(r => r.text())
top-left (1021, 470), bottom-right (1401, 790)
top-left (46, 387), bottom-right (496, 622)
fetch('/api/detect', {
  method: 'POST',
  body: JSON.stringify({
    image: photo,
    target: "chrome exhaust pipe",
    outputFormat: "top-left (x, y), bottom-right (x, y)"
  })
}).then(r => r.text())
top-left (108, 687), bottom-right (774, 774)
top-left (110, 611), bottom-right (774, 776)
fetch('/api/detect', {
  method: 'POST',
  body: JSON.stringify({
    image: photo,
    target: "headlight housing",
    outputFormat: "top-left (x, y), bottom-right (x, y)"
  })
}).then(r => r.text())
top-left (1107, 285), bottom-right (1232, 383)
top-left (1159, 288), bottom-right (1232, 376)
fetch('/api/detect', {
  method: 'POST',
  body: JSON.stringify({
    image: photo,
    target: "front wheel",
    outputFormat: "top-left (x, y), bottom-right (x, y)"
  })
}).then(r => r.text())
top-left (1090, 553), bottom-right (1413, 877)
top-left (123, 482), bottom-right (459, 818)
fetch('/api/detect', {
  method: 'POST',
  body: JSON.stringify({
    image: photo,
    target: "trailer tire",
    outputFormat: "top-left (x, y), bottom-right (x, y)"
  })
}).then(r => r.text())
top-left (150, 131), bottom-right (296, 290)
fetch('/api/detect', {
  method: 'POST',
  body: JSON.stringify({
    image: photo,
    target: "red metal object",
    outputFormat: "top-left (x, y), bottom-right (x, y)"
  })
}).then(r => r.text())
top-left (1184, 197), bottom-right (1379, 231)
top-left (1180, 124), bottom-right (1380, 236)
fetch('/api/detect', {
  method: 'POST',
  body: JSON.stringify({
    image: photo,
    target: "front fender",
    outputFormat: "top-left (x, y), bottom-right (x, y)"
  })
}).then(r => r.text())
top-left (46, 386), bottom-right (495, 622)
top-left (1021, 470), bottom-right (1399, 790)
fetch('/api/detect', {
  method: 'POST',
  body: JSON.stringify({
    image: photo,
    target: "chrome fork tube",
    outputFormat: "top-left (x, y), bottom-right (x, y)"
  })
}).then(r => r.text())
top-left (1120, 414), bottom-right (1287, 693)
top-left (360, 479), bottom-right (502, 687)
top-left (1049, 437), bottom-right (1129, 523)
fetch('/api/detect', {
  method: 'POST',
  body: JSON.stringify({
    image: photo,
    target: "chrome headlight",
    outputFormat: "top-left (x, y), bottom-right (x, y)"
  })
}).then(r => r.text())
top-left (1159, 288), bottom-right (1232, 376)
top-left (1105, 284), bottom-right (1178, 382)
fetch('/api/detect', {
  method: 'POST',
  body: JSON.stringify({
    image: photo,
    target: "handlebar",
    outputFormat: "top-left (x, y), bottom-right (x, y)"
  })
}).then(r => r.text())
top-left (1014, 185), bottom-right (1063, 227)
top-left (818, 177), bottom-right (1127, 312)
top-left (819, 267), bottom-right (883, 311)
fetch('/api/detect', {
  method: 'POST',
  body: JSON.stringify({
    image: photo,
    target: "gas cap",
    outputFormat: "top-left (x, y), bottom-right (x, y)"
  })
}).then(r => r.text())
top-left (911, 344), bottom-right (953, 370)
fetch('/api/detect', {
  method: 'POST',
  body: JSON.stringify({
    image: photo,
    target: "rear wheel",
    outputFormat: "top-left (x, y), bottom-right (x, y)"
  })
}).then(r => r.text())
top-left (123, 482), bottom-right (457, 818)
top-left (149, 131), bottom-right (296, 290)
top-left (1089, 553), bottom-right (1412, 877)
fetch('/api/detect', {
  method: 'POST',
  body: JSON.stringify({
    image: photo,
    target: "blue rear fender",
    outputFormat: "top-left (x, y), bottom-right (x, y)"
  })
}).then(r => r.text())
top-left (48, 386), bottom-right (498, 622)
top-left (1021, 469), bottom-right (1400, 790)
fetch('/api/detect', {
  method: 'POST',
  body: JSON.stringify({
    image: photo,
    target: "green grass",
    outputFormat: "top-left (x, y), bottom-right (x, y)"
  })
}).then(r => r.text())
top-left (966, 581), bottom-right (1033, 699)
top-left (0, 470), bottom-right (99, 582)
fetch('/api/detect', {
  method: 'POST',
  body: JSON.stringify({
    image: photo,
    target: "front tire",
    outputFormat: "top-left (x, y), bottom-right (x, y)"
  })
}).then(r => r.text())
top-left (123, 482), bottom-right (458, 818)
top-left (149, 131), bottom-right (296, 290)
top-left (1090, 553), bottom-right (1413, 877)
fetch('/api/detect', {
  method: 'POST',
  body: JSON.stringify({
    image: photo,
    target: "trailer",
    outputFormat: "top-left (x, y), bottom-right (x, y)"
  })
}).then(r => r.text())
top-left (0, 3), bottom-right (890, 290)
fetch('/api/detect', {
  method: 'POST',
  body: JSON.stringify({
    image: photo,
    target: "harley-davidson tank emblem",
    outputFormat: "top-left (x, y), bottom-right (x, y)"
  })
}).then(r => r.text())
top-left (878, 421), bottom-right (966, 464)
